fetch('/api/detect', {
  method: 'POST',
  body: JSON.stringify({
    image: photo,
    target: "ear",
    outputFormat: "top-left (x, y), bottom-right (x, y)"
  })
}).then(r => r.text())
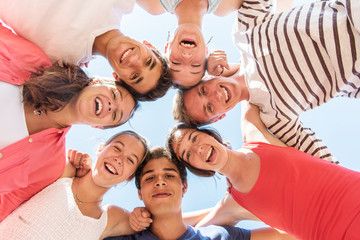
top-left (182, 182), bottom-right (188, 195)
top-left (213, 113), bottom-right (226, 123)
top-left (112, 72), bottom-right (120, 82)
top-left (91, 125), bottom-right (104, 130)
top-left (138, 189), bottom-right (143, 201)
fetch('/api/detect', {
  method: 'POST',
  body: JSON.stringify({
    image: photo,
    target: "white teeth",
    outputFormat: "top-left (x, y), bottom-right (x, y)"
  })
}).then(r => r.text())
top-left (105, 163), bottom-right (117, 175)
top-left (121, 49), bottom-right (132, 62)
top-left (180, 42), bottom-right (195, 48)
top-left (221, 87), bottom-right (229, 102)
top-left (95, 98), bottom-right (103, 115)
top-left (206, 147), bottom-right (213, 162)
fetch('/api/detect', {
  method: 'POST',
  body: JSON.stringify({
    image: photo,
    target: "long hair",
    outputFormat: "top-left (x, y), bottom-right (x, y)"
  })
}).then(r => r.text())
top-left (22, 63), bottom-right (92, 113)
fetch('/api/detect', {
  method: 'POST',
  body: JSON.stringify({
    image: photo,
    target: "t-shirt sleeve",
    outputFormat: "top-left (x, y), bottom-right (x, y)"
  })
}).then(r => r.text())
top-left (221, 225), bottom-right (251, 240)
top-left (0, 22), bottom-right (51, 85)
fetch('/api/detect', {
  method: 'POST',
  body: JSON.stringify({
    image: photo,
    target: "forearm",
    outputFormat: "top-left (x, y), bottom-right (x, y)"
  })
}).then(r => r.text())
top-left (183, 208), bottom-right (213, 226)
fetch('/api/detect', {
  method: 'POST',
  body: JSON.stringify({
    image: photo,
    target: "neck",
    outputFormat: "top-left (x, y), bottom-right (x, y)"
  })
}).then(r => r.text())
top-left (93, 29), bottom-right (124, 57)
top-left (235, 74), bottom-right (250, 102)
top-left (174, 0), bottom-right (208, 27)
top-left (149, 211), bottom-right (188, 240)
top-left (73, 174), bottom-right (108, 206)
top-left (24, 104), bottom-right (70, 135)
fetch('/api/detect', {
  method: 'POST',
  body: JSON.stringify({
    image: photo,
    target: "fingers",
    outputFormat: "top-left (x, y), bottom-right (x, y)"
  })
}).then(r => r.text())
top-left (67, 149), bottom-right (92, 169)
top-left (129, 207), bottom-right (153, 232)
top-left (207, 50), bottom-right (230, 76)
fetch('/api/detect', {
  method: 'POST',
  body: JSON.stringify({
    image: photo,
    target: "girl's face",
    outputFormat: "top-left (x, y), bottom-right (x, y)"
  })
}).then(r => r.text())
top-left (171, 129), bottom-right (228, 171)
top-left (74, 83), bottom-right (135, 127)
top-left (92, 134), bottom-right (145, 187)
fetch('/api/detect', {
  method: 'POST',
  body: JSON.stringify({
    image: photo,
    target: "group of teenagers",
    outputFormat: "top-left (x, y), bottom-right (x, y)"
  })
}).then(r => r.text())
top-left (0, 0), bottom-right (360, 239)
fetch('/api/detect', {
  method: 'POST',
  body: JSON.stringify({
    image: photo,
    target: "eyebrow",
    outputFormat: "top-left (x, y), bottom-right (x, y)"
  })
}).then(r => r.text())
top-left (142, 167), bottom-right (178, 177)
top-left (150, 57), bottom-right (156, 71)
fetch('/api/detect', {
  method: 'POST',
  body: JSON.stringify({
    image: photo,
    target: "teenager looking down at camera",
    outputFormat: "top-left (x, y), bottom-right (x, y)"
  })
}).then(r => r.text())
top-left (173, 0), bottom-right (360, 163)
top-left (137, 0), bottom-right (242, 88)
top-left (105, 146), bottom-right (296, 240)
top-left (0, 131), bottom-right (149, 240)
top-left (0, 0), bottom-right (172, 101)
top-left (167, 103), bottom-right (360, 239)
top-left (0, 23), bottom-right (137, 221)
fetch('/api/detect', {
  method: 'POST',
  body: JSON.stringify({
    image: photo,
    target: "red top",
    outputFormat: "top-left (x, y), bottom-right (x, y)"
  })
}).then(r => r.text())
top-left (228, 142), bottom-right (360, 240)
top-left (0, 23), bottom-right (69, 221)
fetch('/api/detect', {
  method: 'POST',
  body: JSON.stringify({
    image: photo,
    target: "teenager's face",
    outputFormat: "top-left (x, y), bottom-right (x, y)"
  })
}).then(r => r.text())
top-left (106, 36), bottom-right (162, 95)
top-left (93, 134), bottom-right (145, 187)
top-left (171, 129), bottom-right (228, 171)
top-left (168, 24), bottom-right (206, 88)
top-left (138, 157), bottom-right (187, 216)
top-left (75, 84), bottom-right (135, 127)
top-left (183, 76), bottom-right (241, 123)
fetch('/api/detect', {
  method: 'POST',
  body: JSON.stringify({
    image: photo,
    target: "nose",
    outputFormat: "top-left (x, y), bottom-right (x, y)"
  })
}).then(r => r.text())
top-left (191, 144), bottom-right (202, 155)
top-left (107, 101), bottom-right (118, 112)
top-left (114, 157), bottom-right (123, 166)
top-left (155, 176), bottom-right (167, 187)
top-left (128, 54), bottom-right (140, 67)
top-left (181, 52), bottom-right (192, 59)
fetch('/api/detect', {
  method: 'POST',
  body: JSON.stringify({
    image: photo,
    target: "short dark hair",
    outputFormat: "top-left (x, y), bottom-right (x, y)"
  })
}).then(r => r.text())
top-left (135, 146), bottom-right (187, 190)
top-left (119, 49), bottom-right (173, 102)
top-left (166, 124), bottom-right (231, 178)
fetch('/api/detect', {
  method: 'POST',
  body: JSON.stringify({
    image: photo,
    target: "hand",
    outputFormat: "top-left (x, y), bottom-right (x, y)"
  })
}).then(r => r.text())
top-left (206, 50), bottom-right (230, 76)
top-left (67, 149), bottom-right (92, 177)
top-left (129, 207), bottom-right (153, 232)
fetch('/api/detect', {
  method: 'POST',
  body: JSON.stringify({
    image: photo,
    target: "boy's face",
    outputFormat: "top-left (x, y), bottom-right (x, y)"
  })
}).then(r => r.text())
top-left (138, 157), bottom-right (187, 216)
top-left (167, 24), bottom-right (206, 88)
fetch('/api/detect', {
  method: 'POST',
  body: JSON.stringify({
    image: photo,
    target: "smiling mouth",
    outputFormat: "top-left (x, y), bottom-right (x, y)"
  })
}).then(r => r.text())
top-left (104, 163), bottom-right (118, 175)
top-left (120, 48), bottom-right (133, 63)
top-left (206, 147), bottom-right (214, 163)
top-left (95, 97), bottom-right (103, 116)
top-left (221, 86), bottom-right (230, 103)
top-left (180, 40), bottom-right (196, 48)
top-left (152, 193), bottom-right (171, 198)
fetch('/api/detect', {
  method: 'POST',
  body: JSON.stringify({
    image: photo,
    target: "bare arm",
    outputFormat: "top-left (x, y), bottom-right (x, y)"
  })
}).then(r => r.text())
top-left (251, 228), bottom-right (297, 240)
top-left (183, 208), bottom-right (213, 227)
top-left (101, 205), bottom-right (138, 238)
top-left (136, 0), bottom-right (165, 15)
top-left (213, 0), bottom-right (244, 16)
top-left (241, 102), bottom-right (286, 147)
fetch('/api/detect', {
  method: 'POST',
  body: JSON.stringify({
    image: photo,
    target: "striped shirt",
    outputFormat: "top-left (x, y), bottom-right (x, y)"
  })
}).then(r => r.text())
top-left (232, 0), bottom-right (360, 162)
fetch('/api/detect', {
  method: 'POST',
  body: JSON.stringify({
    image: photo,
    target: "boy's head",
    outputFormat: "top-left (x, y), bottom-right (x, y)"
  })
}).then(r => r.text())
top-left (135, 147), bottom-right (188, 215)
top-left (166, 24), bottom-right (207, 88)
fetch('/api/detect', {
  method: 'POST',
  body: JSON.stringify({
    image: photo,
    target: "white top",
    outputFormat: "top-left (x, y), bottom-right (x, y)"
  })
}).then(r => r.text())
top-left (0, 0), bottom-right (135, 65)
top-left (0, 178), bottom-right (108, 240)
top-left (0, 81), bottom-right (28, 149)
top-left (159, 0), bottom-right (222, 14)
top-left (232, 0), bottom-right (360, 163)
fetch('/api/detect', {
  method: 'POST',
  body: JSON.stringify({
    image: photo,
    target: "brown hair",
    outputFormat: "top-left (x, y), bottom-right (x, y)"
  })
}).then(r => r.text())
top-left (23, 63), bottom-right (92, 113)
top-left (135, 146), bottom-right (187, 190)
top-left (172, 83), bottom-right (212, 126)
top-left (119, 49), bottom-right (173, 102)
top-left (166, 124), bottom-right (231, 178)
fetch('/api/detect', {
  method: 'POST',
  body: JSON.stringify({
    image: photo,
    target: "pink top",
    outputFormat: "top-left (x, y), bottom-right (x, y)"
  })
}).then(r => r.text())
top-left (0, 23), bottom-right (70, 221)
top-left (228, 142), bottom-right (360, 240)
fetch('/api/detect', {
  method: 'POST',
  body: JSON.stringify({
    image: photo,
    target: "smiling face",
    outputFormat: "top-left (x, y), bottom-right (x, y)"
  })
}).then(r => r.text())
top-left (168, 24), bottom-right (206, 88)
top-left (183, 76), bottom-right (242, 123)
top-left (106, 36), bottom-right (162, 95)
top-left (138, 157), bottom-right (187, 216)
top-left (75, 83), bottom-right (135, 127)
top-left (92, 133), bottom-right (146, 188)
top-left (171, 129), bottom-right (228, 172)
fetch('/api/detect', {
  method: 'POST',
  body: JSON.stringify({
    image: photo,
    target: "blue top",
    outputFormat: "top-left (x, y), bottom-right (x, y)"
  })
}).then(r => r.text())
top-left (105, 225), bottom-right (250, 240)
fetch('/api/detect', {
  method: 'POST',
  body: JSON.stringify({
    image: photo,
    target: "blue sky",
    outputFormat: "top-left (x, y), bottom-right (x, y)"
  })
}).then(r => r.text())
top-left (66, 1), bottom-right (360, 230)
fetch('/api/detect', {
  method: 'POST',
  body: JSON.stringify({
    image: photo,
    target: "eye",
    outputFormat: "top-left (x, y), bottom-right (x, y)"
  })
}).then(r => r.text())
top-left (192, 64), bottom-right (201, 67)
top-left (114, 146), bottom-right (121, 152)
top-left (131, 73), bottom-right (139, 80)
top-left (112, 91), bottom-right (116, 100)
top-left (207, 103), bottom-right (213, 113)
top-left (112, 112), bottom-right (117, 121)
top-left (171, 61), bottom-right (180, 65)
top-left (192, 135), bottom-right (197, 143)
top-left (146, 57), bottom-right (152, 66)
top-left (186, 151), bottom-right (191, 161)
top-left (127, 158), bottom-right (134, 165)
top-left (201, 86), bottom-right (206, 95)
top-left (145, 176), bottom-right (154, 182)
top-left (165, 174), bottom-right (174, 179)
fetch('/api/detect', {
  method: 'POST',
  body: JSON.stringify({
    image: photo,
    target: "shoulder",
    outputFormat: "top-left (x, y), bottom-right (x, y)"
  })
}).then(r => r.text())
top-left (197, 225), bottom-right (251, 239)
